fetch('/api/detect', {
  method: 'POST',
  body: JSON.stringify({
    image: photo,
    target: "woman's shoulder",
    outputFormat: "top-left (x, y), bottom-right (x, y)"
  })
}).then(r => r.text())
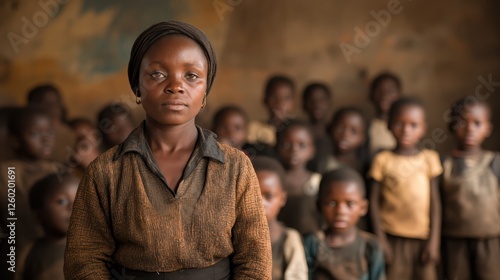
top-left (84, 146), bottom-right (121, 177)
top-left (218, 142), bottom-right (251, 163)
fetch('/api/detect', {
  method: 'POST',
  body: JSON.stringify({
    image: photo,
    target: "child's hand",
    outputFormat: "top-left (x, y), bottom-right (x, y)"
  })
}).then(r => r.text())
top-left (380, 236), bottom-right (393, 265)
top-left (421, 240), bottom-right (439, 264)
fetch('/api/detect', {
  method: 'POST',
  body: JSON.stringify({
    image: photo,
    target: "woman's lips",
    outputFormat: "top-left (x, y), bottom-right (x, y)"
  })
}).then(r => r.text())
top-left (161, 100), bottom-right (187, 111)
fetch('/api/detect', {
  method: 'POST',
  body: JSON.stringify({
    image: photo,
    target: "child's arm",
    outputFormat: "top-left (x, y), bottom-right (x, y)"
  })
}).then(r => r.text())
top-left (369, 180), bottom-right (392, 265)
top-left (421, 177), bottom-right (441, 264)
top-left (283, 229), bottom-right (309, 280)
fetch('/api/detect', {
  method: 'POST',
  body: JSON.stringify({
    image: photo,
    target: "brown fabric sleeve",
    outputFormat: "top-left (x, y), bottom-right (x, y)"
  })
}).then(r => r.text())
top-left (231, 155), bottom-right (272, 279)
top-left (64, 161), bottom-right (115, 279)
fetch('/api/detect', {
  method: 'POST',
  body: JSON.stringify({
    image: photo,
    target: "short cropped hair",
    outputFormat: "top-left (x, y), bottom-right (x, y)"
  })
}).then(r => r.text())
top-left (319, 167), bottom-right (366, 197)
top-left (369, 72), bottom-right (401, 100)
top-left (276, 119), bottom-right (315, 147)
top-left (387, 97), bottom-right (425, 129)
top-left (302, 82), bottom-right (332, 109)
top-left (29, 173), bottom-right (79, 211)
top-left (8, 106), bottom-right (51, 137)
top-left (251, 156), bottom-right (287, 189)
top-left (264, 75), bottom-right (295, 103)
top-left (448, 97), bottom-right (491, 132)
top-left (212, 105), bottom-right (248, 131)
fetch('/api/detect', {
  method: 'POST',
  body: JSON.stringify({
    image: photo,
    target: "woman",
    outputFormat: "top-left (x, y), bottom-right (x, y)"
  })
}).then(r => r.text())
top-left (64, 21), bottom-right (272, 279)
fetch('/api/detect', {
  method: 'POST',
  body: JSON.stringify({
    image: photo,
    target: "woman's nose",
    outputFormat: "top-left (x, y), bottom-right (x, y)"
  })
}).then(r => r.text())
top-left (164, 75), bottom-right (184, 94)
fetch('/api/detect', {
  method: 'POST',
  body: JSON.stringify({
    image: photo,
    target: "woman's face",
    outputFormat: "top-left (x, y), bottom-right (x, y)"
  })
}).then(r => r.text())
top-left (139, 35), bottom-right (208, 126)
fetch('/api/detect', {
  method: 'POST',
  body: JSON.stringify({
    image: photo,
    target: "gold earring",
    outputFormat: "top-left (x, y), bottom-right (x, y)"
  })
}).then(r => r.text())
top-left (135, 87), bottom-right (142, 104)
top-left (201, 93), bottom-right (207, 108)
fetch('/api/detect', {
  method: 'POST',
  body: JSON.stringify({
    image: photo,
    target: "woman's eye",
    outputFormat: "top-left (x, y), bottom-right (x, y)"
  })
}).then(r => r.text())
top-left (151, 72), bottom-right (165, 79)
top-left (186, 73), bottom-right (198, 80)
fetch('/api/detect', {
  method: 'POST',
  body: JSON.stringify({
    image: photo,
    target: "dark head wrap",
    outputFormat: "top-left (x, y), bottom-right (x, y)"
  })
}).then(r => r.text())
top-left (128, 20), bottom-right (217, 95)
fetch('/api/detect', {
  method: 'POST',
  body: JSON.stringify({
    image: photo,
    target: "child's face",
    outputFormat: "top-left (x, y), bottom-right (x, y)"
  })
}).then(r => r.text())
top-left (39, 180), bottom-right (78, 237)
top-left (331, 113), bottom-right (366, 154)
top-left (318, 181), bottom-right (367, 233)
top-left (257, 170), bottom-right (287, 222)
top-left (265, 83), bottom-right (294, 120)
top-left (453, 104), bottom-right (492, 150)
top-left (304, 89), bottom-right (330, 122)
top-left (214, 111), bottom-right (247, 149)
top-left (72, 123), bottom-right (101, 168)
top-left (19, 116), bottom-right (55, 160)
top-left (105, 114), bottom-right (134, 147)
top-left (277, 126), bottom-right (315, 169)
top-left (390, 105), bottom-right (426, 149)
top-left (372, 79), bottom-right (400, 115)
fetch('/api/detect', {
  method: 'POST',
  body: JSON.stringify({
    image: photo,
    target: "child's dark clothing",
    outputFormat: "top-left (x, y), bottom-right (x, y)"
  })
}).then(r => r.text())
top-left (278, 173), bottom-right (322, 235)
top-left (307, 135), bottom-right (332, 174)
top-left (22, 238), bottom-right (65, 280)
top-left (304, 230), bottom-right (386, 280)
top-left (385, 234), bottom-right (436, 280)
top-left (441, 151), bottom-right (500, 280)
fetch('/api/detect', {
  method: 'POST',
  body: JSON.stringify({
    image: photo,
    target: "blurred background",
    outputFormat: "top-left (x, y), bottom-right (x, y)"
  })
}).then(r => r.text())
top-left (1, 0), bottom-right (499, 153)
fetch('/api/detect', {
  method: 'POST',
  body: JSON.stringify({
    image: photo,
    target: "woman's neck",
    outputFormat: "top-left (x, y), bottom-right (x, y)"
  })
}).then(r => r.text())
top-left (145, 118), bottom-right (198, 152)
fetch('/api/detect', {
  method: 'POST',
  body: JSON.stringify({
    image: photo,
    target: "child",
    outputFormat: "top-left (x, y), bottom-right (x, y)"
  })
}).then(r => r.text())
top-left (248, 75), bottom-right (296, 147)
top-left (213, 105), bottom-right (276, 159)
top-left (276, 120), bottom-right (322, 235)
top-left (367, 73), bottom-right (402, 155)
top-left (96, 102), bottom-right (135, 151)
top-left (304, 167), bottom-right (386, 280)
top-left (441, 98), bottom-right (500, 279)
top-left (213, 105), bottom-right (248, 150)
top-left (0, 107), bottom-right (58, 273)
top-left (252, 156), bottom-right (308, 280)
top-left (18, 173), bottom-right (79, 280)
top-left (369, 97), bottom-right (442, 280)
top-left (324, 107), bottom-right (369, 174)
top-left (26, 84), bottom-right (75, 164)
top-left (68, 118), bottom-right (102, 176)
top-left (301, 83), bottom-right (333, 173)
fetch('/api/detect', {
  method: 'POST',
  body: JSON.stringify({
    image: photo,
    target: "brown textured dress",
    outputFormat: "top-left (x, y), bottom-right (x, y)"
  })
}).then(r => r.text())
top-left (64, 123), bottom-right (272, 279)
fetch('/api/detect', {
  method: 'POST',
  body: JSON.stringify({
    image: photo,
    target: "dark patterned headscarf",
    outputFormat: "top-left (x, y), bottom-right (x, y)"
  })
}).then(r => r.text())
top-left (128, 20), bottom-right (217, 95)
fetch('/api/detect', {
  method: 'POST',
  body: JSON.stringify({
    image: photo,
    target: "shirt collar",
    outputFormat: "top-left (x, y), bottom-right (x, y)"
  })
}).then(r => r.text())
top-left (113, 121), bottom-right (225, 164)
